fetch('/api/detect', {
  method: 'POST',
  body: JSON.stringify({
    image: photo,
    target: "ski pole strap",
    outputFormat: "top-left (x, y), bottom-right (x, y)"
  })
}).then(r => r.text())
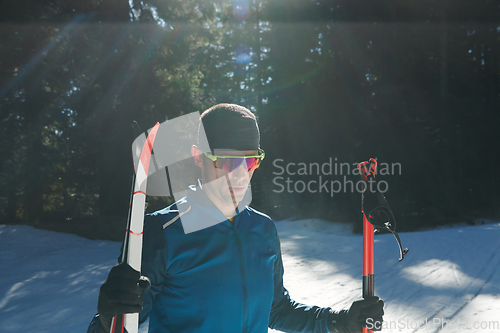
top-left (357, 158), bottom-right (409, 262)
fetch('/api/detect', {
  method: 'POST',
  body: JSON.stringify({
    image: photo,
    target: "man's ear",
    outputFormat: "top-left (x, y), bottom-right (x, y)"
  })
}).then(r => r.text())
top-left (191, 145), bottom-right (203, 168)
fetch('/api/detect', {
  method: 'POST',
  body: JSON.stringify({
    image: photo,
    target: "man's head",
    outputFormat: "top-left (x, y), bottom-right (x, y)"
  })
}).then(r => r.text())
top-left (197, 103), bottom-right (260, 151)
top-left (191, 104), bottom-right (263, 215)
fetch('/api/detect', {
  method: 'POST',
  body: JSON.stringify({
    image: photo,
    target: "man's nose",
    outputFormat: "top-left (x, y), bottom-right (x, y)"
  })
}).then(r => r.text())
top-left (230, 163), bottom-right (249, 180)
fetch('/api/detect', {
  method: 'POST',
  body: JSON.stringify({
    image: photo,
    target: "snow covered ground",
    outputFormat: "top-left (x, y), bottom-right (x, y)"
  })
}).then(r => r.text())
top-left (1, 219), bottom-right (499, 333)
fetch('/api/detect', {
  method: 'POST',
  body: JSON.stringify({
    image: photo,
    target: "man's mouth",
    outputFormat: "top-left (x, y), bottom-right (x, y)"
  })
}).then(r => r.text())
top-left (230, 186), bottom-right (246, 194)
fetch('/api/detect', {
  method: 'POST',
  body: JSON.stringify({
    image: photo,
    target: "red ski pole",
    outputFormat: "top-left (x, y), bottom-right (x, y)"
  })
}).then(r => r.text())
top-left (357, 158), bottom-right (377, 333)
top-left (357, 158), bottom-right (409, 333)
top-left (362, 213), bottom-right (374, 333)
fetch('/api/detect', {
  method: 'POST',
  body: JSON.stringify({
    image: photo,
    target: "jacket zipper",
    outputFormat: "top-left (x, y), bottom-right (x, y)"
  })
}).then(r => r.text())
top-left (234, 229), bottom-right (248, 333)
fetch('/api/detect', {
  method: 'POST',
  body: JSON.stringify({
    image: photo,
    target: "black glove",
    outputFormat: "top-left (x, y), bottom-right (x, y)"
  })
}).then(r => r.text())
top-left (96, 263), bottom-right (151, 333)
top-left (328, 296), bottom-right (384, 333)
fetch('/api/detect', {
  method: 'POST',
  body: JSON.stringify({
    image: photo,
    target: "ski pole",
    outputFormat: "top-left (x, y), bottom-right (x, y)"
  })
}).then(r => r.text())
top-left (357, 158), bottom-right (409, 332)
top-left (357, 158), bottom-right (377, 333)
top-left (362, 213), bottom-right (374, 333)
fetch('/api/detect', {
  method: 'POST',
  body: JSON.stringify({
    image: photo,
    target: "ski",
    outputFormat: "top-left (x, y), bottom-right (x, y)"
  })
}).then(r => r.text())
top-left (110, 122), bottom-right (160, 333)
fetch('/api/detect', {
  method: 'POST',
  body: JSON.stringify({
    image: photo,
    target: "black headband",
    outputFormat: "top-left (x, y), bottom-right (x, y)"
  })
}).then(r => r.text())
top-left (198, 107), bottom-right (260, 151)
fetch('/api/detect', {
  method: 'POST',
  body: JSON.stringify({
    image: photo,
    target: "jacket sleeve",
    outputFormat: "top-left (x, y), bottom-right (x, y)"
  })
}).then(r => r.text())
top-left (86, 314), bottom-right (99, 333)
top-left (86, 215), bottom-right (167, 332)
top-left (268, 229), bottom-right (332, 333)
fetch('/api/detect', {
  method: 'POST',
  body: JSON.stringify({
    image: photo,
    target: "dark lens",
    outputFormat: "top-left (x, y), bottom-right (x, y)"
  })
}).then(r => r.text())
top-left (215, 157), bottom-right (261, 172)
top-left (215, 157), bottom-right (243, 172)
top-left (245, 157), bottom-right (261, 172)
top-left (229, 158), bottom-right (245, 172)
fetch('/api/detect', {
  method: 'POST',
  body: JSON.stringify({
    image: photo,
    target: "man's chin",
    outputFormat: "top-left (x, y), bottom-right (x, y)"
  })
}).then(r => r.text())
top-left (225, 189), bottom-right (248, 203)
top-left (227, 193), bottom-right (244, 203)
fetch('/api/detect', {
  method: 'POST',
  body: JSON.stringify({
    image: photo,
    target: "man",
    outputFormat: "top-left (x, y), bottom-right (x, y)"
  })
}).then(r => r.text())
top-left (87, 104), bottom-right (384, 333)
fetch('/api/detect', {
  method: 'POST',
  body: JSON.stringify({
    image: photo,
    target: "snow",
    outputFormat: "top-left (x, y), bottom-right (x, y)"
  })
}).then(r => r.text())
top-left (1, 220), bottom-right (499, 333)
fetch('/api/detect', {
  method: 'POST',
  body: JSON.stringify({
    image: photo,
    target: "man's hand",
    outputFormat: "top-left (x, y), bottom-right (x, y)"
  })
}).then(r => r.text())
top-left (328, 296), bottom-right (384, 333)
top-left (97, 264), bottom-right (150, 332)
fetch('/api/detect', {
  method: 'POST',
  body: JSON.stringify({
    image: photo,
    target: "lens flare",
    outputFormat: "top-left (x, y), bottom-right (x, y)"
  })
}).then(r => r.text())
top-left (233, 0), bottom-right (250, 21)
top-left (233, 44), bottom-right (254, 76)
top-left (234, 44), bottom-right (252, 63)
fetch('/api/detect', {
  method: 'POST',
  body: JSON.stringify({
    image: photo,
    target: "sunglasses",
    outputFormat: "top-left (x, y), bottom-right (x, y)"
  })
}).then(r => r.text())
top-left (203, 149), bottom-right (265, 173)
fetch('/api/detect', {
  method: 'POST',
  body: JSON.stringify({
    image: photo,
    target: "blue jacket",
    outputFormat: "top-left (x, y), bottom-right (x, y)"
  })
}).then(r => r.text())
top-left (88, 184), bottom-right (333, 333)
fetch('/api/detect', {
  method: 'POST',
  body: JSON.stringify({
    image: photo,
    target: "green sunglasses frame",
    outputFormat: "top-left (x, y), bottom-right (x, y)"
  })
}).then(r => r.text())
top-left (203, 148), bottom-right (265, 170)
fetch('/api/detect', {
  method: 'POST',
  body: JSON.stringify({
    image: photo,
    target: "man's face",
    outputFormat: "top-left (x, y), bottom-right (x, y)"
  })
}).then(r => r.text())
top-left (192, 146), bottom-right (257, 206)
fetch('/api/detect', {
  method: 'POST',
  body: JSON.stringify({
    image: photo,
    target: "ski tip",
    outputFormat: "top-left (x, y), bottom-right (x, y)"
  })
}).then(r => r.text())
top-left (132, 121), bottom-right (142, 138)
